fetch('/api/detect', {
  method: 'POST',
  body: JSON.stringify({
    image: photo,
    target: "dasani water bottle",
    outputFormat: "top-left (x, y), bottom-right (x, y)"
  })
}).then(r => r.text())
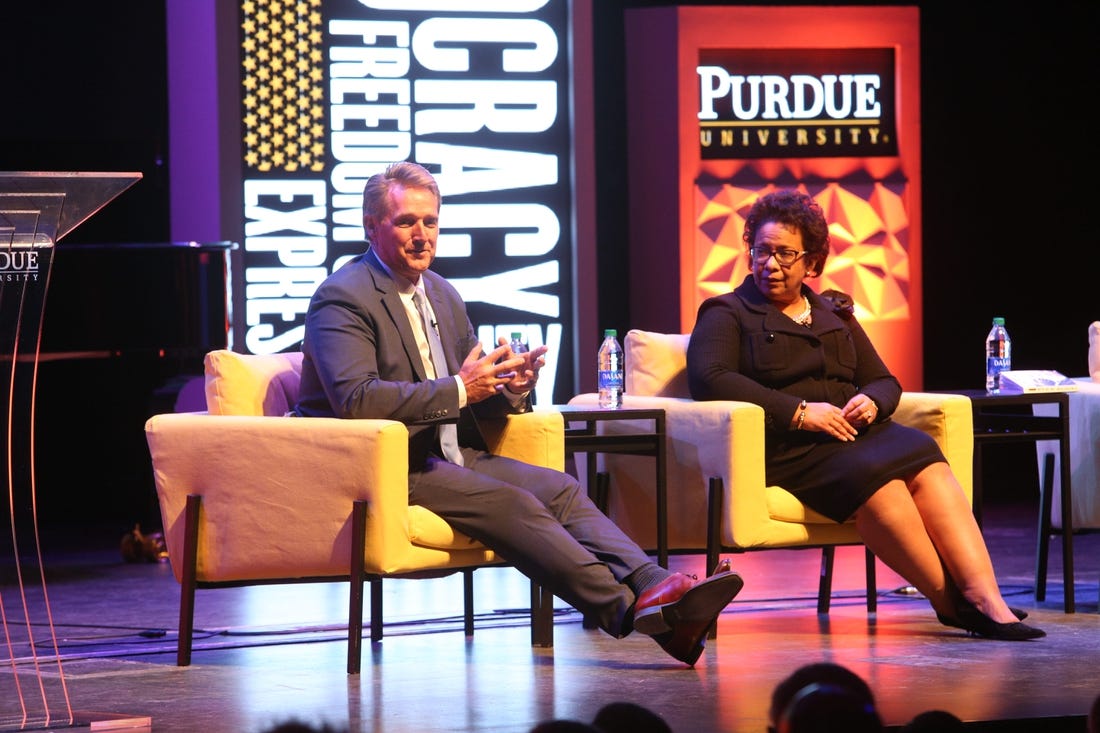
top-left (985, 317), bottom-right (1011, 394)
top-left (598, 329), bottom-right (624, 408)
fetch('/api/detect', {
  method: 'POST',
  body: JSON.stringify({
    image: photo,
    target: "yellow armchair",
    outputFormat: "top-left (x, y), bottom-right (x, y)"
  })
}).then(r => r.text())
top-left (568, 329), bottom-right (973, 614)
top-left (145, 349), bottom-right (564, 673)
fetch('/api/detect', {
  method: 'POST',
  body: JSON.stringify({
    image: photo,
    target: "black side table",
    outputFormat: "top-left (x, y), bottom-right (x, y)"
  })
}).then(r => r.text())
top-left (952, 389), bottom-right (1075, 613)
top-left (548, 404), bottom-right (669, 569)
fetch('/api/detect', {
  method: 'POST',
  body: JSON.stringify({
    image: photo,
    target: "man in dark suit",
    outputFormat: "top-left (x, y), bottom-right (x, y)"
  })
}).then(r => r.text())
top-left (294, 161), bottom-right (743, 666)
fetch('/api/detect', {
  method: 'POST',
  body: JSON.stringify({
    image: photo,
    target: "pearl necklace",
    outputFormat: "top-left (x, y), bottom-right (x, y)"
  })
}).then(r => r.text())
top-left (791, 296), bottom-right (813, 327)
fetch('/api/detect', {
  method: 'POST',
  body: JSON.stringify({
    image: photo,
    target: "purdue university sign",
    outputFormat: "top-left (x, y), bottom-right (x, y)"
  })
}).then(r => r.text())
top-left (697, 48), bottom-right (898, 159)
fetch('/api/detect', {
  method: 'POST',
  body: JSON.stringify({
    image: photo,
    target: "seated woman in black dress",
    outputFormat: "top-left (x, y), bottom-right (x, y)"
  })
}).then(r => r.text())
top-left (686, 189), bottom-right (1043, 641)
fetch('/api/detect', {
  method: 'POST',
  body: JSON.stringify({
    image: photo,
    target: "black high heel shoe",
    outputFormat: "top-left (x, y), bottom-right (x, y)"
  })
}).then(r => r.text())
top-left (937, 601), bottom-right (1045, 640)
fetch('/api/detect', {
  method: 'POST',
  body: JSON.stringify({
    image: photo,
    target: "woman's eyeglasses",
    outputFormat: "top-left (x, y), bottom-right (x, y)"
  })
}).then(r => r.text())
top-left (748, 246), bottom-right (808, 266)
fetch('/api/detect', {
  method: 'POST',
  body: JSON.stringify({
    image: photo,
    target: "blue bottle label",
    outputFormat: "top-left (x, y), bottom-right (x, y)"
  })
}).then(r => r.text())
top-left (598, 370), bottom-right (623, 389)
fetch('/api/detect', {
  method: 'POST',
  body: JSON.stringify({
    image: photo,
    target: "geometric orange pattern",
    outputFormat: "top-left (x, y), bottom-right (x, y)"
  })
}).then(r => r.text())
top-left (694, 181), bottom-right (911, 321)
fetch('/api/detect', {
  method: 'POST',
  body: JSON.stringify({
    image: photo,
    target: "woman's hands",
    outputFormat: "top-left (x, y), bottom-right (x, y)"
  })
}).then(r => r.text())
top-left (842, 394), bottom-right (879, 428)
top-left (794, 395), bottom-right (878, 441)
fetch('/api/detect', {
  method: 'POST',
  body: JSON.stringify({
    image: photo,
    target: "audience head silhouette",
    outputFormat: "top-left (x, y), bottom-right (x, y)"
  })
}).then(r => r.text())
top-left (592, 701), bottom-right (672, 733)
top-left (776, 681), bottom-right (883, 733)
top-left (768, 662), bottom-right (880, 733)
top-left (901, 709), bottom-right (965, 732)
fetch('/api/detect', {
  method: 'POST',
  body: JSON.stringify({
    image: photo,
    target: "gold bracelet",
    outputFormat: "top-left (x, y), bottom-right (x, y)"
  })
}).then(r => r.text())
top-left (796, 400), bottom-right (807, 430)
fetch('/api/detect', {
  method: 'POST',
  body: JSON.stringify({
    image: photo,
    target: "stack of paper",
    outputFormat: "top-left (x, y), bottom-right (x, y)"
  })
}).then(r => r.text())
top-left (999, 370), bottom-right (1079, 393)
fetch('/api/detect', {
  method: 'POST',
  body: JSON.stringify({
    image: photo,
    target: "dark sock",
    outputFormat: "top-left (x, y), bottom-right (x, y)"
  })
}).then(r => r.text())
top-left (625, 562), bottom-right (673, 597)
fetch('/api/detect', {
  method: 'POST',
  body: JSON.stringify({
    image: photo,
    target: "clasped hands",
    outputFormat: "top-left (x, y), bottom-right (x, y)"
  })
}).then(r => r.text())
top-left (797, 395), bottom-right (879, 442)
top-left (458, 338), bottom-right (548, 403)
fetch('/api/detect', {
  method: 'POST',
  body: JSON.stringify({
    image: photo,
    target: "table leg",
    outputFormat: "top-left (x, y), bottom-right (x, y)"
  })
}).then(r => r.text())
top-left (1035, 453), bottom-right (1055, 602)
top-left (585, 450), bottom-right (598, 503)
top-left (655, 419), bottom-right (668, 569)
top-left (595, 471), bottom-right (611, 514)
top-left (972, 441), bottom-right (984, 528)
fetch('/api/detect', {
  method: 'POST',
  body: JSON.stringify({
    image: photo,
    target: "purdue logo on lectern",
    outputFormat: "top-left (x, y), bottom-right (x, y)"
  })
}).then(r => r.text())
top-left (697, 48), bottom-right (898, 160)
top-left (0, 248), bottom-right (40, 282)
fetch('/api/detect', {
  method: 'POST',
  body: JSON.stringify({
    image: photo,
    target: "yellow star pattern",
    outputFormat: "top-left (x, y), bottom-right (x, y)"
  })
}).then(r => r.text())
top-left (240, 0), bottom-right (325, 173)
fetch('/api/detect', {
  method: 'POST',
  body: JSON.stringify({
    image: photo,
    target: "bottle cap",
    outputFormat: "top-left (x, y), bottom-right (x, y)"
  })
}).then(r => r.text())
top-left (604, 328), bottom-right (617, 338)
top-left (511, 331), bottom-right (523, 340)
top-left (993, 317), bottom-right (1005, 326)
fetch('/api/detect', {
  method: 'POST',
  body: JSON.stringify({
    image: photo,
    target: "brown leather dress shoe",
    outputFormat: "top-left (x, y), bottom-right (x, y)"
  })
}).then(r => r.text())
top-left (637, 569), bottom-right (744, 667)
top-left (633, 574), bottom-right (694, 634)
top-left (652, 620), bottom-right (709, 666)
top-left (634, 569), bottom-right (744, 636)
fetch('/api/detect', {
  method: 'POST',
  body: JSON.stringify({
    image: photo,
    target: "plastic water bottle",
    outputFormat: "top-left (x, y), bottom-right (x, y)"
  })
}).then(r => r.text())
top-left (985, 317), bottom-right (1011, 394)
top-left (598, 329), bottom-right (624, 408)
top-left (509, 331), bottom-right (528, 355)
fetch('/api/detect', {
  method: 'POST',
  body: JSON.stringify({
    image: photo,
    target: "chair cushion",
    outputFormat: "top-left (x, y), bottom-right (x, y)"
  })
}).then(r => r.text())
top-left (765, 486), bottom-right (842, 525)
top-left (407, 505), bottom-right (490, 550)
top-left (205, 349), bottom-right (304, 416)
top-left (624, 329), bottom-right (691, 398)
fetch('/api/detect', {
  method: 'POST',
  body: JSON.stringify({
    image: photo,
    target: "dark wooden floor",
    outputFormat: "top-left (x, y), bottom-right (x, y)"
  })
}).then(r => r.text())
top-left (2, 500), bottom-right (1097, 733)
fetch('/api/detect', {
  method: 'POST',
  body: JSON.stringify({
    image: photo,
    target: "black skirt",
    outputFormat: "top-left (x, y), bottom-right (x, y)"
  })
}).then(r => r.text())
top-left (766, 420), bottom-right (947, 523)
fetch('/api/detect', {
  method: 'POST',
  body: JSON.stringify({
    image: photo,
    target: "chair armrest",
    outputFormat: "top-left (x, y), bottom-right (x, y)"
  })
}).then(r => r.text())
top-left (145, 412), bottom-right (410, 582)
top-left (480, 410), bottom-right (565, 471)
top-left (894, 392), bottom-right (974, 502)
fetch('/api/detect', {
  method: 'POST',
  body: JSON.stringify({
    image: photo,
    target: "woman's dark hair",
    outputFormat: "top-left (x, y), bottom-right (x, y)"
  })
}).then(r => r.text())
top-left (742, 189), bottom-right (831, 273)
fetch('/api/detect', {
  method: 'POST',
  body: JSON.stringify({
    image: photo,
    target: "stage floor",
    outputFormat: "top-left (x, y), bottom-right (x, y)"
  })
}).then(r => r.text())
top-left (2, 501), bottom-right (1097, 733)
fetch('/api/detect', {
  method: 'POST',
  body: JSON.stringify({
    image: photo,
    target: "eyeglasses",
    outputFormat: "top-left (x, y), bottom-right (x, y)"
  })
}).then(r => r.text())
top-left (748, 246), bottom-right (809, 266)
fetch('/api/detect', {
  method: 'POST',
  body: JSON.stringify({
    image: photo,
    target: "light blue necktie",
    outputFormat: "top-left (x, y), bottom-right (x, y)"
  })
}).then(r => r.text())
top-left (413, 289), bottom-right (464, 466)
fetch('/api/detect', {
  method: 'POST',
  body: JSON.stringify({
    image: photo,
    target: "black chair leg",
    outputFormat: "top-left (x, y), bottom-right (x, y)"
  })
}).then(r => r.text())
top-left (817, 546), bottom-right (835, 614)
top-left (177, 494), bottom-right (202, 667)
top-left (705, 477), bottom-right (724, 639)
top-left (370, 580), bottom-right (383, 643)
top-left (463, 569), bottom-right (475, 636)
top-left (530, 581), bottom-right (554, 647)
top-left (864, 547), bottom-right (877, 613)
top-left (348, 499), bottom-right (368, 674)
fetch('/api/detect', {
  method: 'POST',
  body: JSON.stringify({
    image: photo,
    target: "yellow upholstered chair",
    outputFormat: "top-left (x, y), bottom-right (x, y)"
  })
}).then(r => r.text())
top-left (568, 329), bottom-right (974, 614)
top-left (145, 349), bottom-right (564, 673)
